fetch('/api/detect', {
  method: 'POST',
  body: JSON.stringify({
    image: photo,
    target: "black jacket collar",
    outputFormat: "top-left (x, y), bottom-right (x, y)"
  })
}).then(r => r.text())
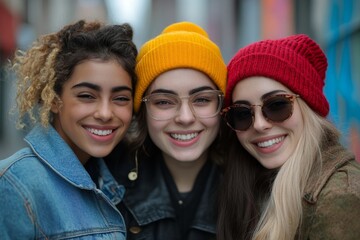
top-left (106, 147), bottom-right (219, 234)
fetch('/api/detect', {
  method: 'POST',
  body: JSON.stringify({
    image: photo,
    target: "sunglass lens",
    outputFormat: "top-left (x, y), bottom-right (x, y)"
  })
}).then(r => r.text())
top-left (263, 96), bottom-right (293, 122)
top-left (227, 106), bottom-right (253, 131)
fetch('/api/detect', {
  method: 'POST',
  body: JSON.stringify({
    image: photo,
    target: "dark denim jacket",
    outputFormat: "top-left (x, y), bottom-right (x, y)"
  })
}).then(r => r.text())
top-left (106, 148), bottom-right (219, 240)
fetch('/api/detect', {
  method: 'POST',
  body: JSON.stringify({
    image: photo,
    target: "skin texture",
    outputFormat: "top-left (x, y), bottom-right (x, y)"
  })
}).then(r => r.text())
top-left (145, 68), bottom-right (221, 192)
top-left (231, 76), bottom-right (304, 169)
top-left (51, 60), bottom-right (133, 164)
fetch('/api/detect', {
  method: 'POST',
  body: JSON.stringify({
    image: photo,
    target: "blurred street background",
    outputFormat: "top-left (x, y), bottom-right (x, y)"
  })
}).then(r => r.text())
top-left (0, 0), bottom-right (359, 160)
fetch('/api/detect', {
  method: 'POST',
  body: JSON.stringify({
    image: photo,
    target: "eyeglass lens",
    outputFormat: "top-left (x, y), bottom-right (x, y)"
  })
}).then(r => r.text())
top-left (223, 94), bottom-right (297, 131)
top-left (143, 90), bottom-right (223, 120)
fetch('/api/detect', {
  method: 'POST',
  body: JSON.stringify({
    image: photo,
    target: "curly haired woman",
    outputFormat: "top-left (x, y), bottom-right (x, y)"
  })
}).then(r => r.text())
top-left (0, 20), bottom-right (137, 239)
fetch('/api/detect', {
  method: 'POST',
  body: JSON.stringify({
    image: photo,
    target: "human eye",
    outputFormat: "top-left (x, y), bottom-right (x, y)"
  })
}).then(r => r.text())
top-left (232, 105), bottom-right (252, 120)
top-left (77, 93), bottom-right (96, 101)
top-left (151, 95), bottom-right (178, 109)
top-left (265, 95), bottom-right (292, 111)
top-left (114, 95), bottom-right (132, 106)
top-left (192, 92), bottom-right (217, 106)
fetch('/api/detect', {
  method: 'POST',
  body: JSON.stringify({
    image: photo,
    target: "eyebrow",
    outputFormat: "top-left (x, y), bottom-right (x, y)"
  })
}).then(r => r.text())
top-left (233, 90), bottom-right (287, 105)
top-left (71, 82), bottom-right (132, 92)
top-left (189, 86), bottom-right (215, 95)
top-left (150, 89), bottom-right (175, 95)
top-left (261, 90), bottom-right (287, 100)
top-left (150, 86), bottom-right (216, 95)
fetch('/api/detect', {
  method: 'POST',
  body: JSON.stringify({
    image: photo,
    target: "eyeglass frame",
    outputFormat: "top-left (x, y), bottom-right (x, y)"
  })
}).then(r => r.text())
top-left (221, 93), bottom-right (300, 132)
top-left (142, 89), bottom-right (224, 121)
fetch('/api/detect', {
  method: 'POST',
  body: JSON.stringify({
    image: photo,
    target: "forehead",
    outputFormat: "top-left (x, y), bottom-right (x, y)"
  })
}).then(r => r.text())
top-left (147, 68), bottom-right (216, 93)
top-left (232, 76), bottom-right (292, 100)
top-left (66, 60), bottom-right (132, 87)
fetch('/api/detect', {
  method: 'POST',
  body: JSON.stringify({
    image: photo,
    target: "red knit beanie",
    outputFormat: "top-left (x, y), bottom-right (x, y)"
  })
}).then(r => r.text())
top-left (225, 34), bottom-right (329, 117)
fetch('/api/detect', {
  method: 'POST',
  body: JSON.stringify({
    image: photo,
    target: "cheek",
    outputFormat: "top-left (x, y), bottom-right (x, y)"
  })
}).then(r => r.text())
top-left (115, 106), bottom-right (133, 123)
top-left (202, 118), bottom-right (221, 142)
top-left (285, 105), bottom-right (304, 139)
top-left (288, 119), bottom-right (304, 144)
top-left (146, 117), bottom-right (168, 148)
top-left (201, 117), bottom-right (221, 143)
top-left (235, 131), bottom-right (247, 145)
top-left (146, 115), bottom-right (166, 136)
top-left (235, 131), bottom-right (254, 155)
top-left (58, 104), bottom-right (86, 120)
top-left (204, 117), bottom-right (221, 132)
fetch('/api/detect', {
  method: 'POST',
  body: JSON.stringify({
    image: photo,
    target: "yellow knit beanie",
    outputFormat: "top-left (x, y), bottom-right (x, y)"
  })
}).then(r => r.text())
top-left (134, 21), bottom-right (227, 112)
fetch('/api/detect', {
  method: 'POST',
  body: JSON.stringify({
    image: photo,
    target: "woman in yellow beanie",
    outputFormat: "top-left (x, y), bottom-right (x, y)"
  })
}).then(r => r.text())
top-left (106, 21), bottom-right (227, 240)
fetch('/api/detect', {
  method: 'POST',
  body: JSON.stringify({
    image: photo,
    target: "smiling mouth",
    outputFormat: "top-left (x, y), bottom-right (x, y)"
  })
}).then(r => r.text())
top-left (256, 136), bottom-right (285, 148)
top-left (86, 128), bottom-right (114, 136)
top-left (170, 132), bottom-right (199, 141)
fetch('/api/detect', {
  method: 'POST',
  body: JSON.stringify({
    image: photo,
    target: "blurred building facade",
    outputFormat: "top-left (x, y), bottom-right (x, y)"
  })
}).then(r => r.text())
top-left (0, 0), bottom-right (359, 160)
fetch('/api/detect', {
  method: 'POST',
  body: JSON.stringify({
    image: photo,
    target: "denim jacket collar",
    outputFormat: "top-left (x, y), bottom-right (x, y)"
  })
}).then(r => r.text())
top-left (92, 158), bottom-right (125, 205)
top-left (24, 124), bottom-right (124, 202)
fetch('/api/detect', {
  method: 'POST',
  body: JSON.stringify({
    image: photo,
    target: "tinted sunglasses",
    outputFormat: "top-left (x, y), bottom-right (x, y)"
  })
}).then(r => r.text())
top-left (221, 94), bottom-right (300, 131)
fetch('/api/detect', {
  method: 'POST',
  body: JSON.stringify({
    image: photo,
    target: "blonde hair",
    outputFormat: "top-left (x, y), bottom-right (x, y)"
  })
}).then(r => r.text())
top-left (252, 99), bottom-right (339, 240)
top-left (12, 34), bottom-right (60, 129)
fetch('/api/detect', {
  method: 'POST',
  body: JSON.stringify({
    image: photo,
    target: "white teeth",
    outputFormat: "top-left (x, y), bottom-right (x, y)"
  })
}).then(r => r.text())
top-left (170, 133), bottom-right (198, 141)
top-left (257, 136), bottom-right (285, 148)
top-left (86, 128), bottom-right (113, 136)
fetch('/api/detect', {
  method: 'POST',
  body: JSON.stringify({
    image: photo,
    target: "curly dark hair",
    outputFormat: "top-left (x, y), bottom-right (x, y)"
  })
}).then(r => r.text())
top-left (12, 19), bottom-right (137, 128)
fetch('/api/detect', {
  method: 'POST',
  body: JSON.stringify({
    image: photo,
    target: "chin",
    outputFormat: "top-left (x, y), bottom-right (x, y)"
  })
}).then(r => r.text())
top-left (169, 153), bottom-right (199, 162)
top-left (261, 160), bottom-right (285, 169)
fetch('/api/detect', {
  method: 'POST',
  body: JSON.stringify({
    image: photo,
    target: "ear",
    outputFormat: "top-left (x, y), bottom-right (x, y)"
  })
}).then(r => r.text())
top-left (51, 98), bottom-right (60, 114)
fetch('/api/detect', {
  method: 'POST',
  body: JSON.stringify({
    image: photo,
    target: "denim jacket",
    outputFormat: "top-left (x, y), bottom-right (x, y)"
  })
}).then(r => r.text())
top-left (0, 125), bottom-right (126, 239)
top-left (106, 148), bottom-right (219, 240)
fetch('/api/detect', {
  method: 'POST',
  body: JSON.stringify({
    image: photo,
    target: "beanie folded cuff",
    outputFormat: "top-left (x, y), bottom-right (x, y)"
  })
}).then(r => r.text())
top-left (134, 41), bottom-right (226, 112)
top-left (226, 54), bottom-right (329, 116)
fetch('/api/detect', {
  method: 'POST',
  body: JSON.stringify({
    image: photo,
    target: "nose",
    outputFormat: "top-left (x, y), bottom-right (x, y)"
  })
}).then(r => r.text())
top-left (174, 100), bottom-right (196, 124)
top-left (252, 106), bottom-right (272, 131)
top-left (94, 101), bottom-right (113, 122)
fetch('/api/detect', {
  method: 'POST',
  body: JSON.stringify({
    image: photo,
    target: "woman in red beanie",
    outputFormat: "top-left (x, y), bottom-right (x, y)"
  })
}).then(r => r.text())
top-left (217, 34), bottom-right (360, 240)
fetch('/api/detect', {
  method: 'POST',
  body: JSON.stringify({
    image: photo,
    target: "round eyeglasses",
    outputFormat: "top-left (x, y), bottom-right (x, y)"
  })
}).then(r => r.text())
top-left (221, 94), bottom-right (299, 131)
top-left (142, 90), bottom-right (224, 121)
